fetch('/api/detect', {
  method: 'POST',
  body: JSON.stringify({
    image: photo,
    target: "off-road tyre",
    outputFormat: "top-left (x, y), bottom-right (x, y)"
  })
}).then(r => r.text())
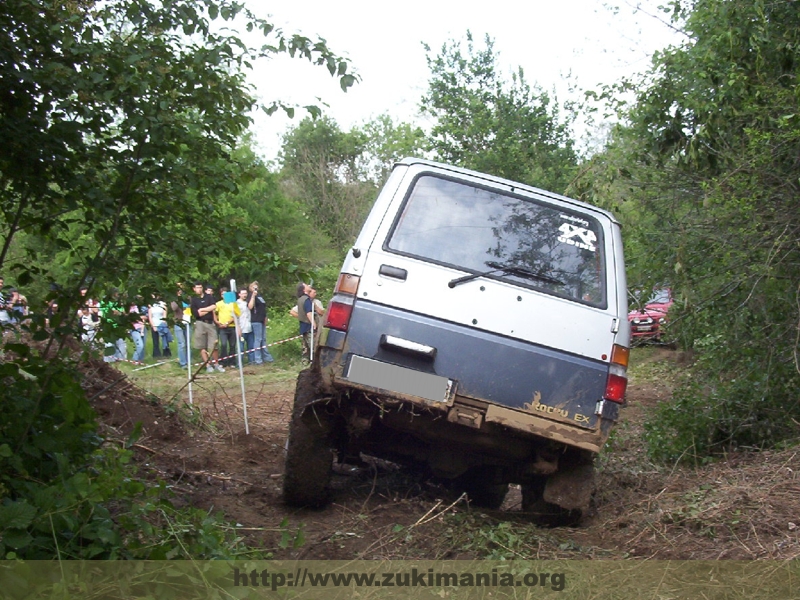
top-left (457, 467), bottom-right (508, 510)
top-left (283, 370), bottom-right (333, 508)
top-left (521, 476), bottom-right (587, 526)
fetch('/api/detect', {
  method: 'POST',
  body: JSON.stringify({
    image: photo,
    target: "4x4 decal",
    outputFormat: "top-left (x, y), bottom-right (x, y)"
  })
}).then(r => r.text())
top-left (558, 223), bottom-right (597, 252)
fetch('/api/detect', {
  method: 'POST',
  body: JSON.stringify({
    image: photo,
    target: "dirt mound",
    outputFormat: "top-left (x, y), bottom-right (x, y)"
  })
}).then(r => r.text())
top-left (84, 359), bottom-right (184, 444)
top-left (590, 436), bottom-right (800, 559)
top-left (82, 354), bottom-right (800, 560)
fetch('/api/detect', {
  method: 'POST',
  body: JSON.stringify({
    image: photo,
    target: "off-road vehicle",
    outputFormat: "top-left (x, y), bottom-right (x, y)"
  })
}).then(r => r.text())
top-left (284, 158), bottom-right (630, 518)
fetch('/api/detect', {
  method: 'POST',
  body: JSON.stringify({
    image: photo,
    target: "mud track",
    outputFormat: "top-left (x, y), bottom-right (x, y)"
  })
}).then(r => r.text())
top-left (89, 352), bottom-right (800, 560)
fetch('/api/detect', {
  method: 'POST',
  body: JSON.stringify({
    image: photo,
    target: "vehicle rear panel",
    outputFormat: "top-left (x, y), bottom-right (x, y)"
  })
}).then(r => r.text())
top-left (328, 300), bottom-right (608, 429)
top-left (317, 159), bottom-right (628, 448)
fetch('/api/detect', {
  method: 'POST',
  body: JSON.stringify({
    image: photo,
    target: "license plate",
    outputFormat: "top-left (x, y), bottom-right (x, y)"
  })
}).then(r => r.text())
top-left (346, 355), bottom-right (453, 403)
top-left (636, 325), bottom-right (653, 332)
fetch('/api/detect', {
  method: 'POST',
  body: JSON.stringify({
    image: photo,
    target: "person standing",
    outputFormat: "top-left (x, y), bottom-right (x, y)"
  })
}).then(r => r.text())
top-left (248, 281), bottom-right (274, 365)
top-left (214, 287), bottom-right (240, 368)
top-left (190, 282), bottom-right (224, 373)
top-left (77, 286), bottom-right (94, 315)
top-left (129, 303), bottom-right (146, 363)
top-left (5, 288), bottom-right (21, 324)
top-left (296, 282), bottom-right (314, 361)
top-left (0, 276), bottom-right (9, 326)
top-left (148, 299), bottom-right (171, 358)
top-left (80, 303), bottom-right (100, 346)
top-left (170, 286), bottom-right (191, 369)
top-left (144, 303), bottom-right (160, 359)
top-left (45, 299), bottom-right (58, 328)
top-left (308, 285), bottom-right (325, 346)
top-left (236, 288), bottom-right (254, 364)
top-left (100, 291), bottom-right (127, 362)
top-left (11, 291), bottom-right (28, 322)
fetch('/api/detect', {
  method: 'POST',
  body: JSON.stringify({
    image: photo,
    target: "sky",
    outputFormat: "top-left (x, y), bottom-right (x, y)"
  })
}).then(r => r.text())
top-left (243, 0), bottom-right (683, 162)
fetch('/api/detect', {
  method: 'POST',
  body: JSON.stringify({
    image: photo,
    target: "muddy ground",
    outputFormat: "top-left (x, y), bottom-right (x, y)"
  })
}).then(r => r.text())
top-left (88, 350), bottom-right (800, 560)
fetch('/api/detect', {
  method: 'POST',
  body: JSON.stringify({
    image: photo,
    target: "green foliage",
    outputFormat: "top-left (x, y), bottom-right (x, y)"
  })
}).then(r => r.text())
top-left (421, 32), bottom-right (579, 192)
top-left (577, 0), bottom-right (800, 458)
top-left (0, 0), bottom-right (354, 560)
top-left (354, 113), bottom-right (428, 185)
top-left (0, 350), bottom-right (259, 559)
top-left (265, 306), bottom-right (305, 360)
top-left (211, 141), bottom-right (339, 306)
top-left (441, 513), bottom-right (568, 560)
top-left (645, 335), bottom-right (800, 463)
top-left (279, 113), bottom-right (427, 251)
top-left (277, 517), bottom-right (305, 550)
top-left (279, 116), bottom-right (379, 250)
top-left (1, 0), bottom-right (353, 303)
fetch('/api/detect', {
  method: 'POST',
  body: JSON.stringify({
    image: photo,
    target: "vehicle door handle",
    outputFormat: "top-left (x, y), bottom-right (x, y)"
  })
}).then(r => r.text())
top-left (380, 335), bottom-right (436, 360)
top-left (379, 264), bottom-right (407, 281)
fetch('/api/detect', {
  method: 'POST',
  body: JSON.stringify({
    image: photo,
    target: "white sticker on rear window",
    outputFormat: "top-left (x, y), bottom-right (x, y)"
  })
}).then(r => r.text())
top-left (558, 223), bottom-right (597, 252)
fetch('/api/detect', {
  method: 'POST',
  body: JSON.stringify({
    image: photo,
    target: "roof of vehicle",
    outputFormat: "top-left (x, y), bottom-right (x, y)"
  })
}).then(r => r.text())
top-left (396, 157), bottom-right (621, 226)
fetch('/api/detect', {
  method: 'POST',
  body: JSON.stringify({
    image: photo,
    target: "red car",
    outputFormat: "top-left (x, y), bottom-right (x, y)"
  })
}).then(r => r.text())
top-left (628, 288), bottom-right (673, 342)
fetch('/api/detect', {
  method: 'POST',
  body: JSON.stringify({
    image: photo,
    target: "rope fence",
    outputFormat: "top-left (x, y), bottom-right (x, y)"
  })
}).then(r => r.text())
top-left (117, 334), bottom-right (303, 371)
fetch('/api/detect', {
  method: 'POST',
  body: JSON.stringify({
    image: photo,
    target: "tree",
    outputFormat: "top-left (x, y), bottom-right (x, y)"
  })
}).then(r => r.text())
top-left (279, 116), bottom-right (377, 250)
top-left (0, 0), bottom-right (354, 559)
top-left (355, 113), bottom-right (427, 185)
top-left (222, 140), bottom-right (339, 305)
top-left (1, 0), bottom-right (353, 303)
top-left (578, 0), bottom-right (800, 459)
top-left (420, 32), bottom-right (578, 192)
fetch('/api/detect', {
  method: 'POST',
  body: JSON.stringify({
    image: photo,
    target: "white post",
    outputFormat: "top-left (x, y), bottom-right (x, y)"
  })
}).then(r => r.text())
top-left (186, 320), bottom-right (193, 405)
top-left (230, 278), bottom-right (249, 435)
top-left (309, 304), bottom-right (314, 363)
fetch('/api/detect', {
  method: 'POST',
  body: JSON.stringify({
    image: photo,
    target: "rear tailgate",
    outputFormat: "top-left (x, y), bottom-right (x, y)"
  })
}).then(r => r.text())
top-left (336, 299), bottom-right (608, 431)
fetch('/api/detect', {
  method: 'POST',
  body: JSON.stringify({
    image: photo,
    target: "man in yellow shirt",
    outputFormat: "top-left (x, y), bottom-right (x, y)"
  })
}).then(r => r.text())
top-left (215, 286), bottom-right (241, 368)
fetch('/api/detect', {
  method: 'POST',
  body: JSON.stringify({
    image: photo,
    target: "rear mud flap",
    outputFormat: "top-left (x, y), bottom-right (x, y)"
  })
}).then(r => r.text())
top-left (543, 463), bottom-right (595, 511)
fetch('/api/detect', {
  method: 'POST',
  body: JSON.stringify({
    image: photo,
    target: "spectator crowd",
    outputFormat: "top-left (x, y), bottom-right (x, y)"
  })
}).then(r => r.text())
top-left (0, 277), bottom-right (324, 371)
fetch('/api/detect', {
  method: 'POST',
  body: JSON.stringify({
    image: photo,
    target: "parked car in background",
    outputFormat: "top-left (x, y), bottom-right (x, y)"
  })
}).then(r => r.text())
top-left (628, 288), bottom-right (673, 342)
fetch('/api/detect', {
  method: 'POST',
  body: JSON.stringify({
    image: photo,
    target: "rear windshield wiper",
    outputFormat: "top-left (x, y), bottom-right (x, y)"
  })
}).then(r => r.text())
top-left (490, 262), bottom-right (566, 286)
top-left (448, 261), bottom-right (565, 288)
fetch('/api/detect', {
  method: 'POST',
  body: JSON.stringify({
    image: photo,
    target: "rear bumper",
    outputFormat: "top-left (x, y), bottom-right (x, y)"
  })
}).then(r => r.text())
top-left (317, 300), bottom-right (620, 452)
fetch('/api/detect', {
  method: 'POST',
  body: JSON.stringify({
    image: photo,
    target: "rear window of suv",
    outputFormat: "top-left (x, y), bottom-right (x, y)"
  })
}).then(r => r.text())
top-left (387, 175), bottom-right (607, 306)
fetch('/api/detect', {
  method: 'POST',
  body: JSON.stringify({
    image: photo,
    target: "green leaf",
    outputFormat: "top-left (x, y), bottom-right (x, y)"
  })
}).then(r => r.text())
top-left (126, 422), bottom-right (143, 448)
top-left (339, 74), bottom-right (356, 92)
top-left (0, 501), bottom-right (37, 530)
top-left (1, 530), bottom-right (33, 550)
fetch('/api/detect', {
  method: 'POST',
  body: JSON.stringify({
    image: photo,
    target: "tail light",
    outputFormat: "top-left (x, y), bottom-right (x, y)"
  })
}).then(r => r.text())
top-left (325, 296), bottom-right (354, 331)
top-left (324, 274), bottom-right (360, 332)
top-left (604, 344), bottom-right (629, 403)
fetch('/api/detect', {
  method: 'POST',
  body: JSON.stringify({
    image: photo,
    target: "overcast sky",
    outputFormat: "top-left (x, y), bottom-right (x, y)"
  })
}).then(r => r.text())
top-left (243, 0), bottom-right (682, 162)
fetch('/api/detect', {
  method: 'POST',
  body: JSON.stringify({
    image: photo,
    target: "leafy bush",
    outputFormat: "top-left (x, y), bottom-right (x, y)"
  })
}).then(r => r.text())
top-left (644, 336), bottom-right (800, 463)
top-left (0, 345), bottom-right (264, 560)
top-left (584, 0), bottom-right (800, 461)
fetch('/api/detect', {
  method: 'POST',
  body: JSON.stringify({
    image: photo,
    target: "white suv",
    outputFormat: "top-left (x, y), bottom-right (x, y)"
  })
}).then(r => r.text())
top-left (284, 159), bottom-right (630, 519)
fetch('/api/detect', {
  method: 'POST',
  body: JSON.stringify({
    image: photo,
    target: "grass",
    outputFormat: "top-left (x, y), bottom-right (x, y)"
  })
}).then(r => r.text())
top-left (627, 345), bottom-right (684, 385)
top-left (117, 308), bottom-right (306, 402)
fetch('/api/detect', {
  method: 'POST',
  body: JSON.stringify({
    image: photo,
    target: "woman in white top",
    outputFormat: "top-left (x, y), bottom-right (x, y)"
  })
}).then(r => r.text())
top-left (236, 288), bottom-right (254, 364)
top-left (148, 300), bottom-right (170, 357)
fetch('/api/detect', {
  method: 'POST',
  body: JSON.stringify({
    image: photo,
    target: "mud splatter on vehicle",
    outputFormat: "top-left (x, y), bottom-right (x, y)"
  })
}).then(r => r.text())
top-left (284, 159), bottom-right (630, 522)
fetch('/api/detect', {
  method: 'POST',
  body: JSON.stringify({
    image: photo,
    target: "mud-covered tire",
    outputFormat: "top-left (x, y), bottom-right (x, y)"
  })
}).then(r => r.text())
top-left (282, 370), bottom-right (333, 508)
top-left (521, 463), bottom-right (593, 526)
top-left (457, 467), bottom-right (508, 510)
top-left (521, 478), bottom-right (576, 526)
